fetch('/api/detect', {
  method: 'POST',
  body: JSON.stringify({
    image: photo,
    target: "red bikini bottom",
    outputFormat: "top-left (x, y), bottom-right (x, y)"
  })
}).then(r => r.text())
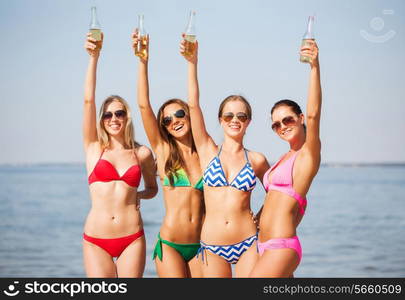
top-left (83, 229), bottom-right (144, 258)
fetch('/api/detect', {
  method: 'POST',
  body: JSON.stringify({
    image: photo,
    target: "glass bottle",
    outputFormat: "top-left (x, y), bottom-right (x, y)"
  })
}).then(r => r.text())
top-left (184, 11), bottom-right (196, 58)
top-left (89, 6), bottom-right (102, 44)
top-left (135, 14), bottom-right (148, 60)
top-left (300, 16), bottom-right (315, 63)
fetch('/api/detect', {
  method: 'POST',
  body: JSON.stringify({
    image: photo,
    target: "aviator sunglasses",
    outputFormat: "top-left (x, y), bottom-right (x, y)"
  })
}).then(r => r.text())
top-left (222, 112), bottom-right (249, 123)
top-left (271, 116), bottom-right (297, 131)
top-left (162, 109), bottom-right (186, 127)
top-left (102, 110), bottom-right (127, 121)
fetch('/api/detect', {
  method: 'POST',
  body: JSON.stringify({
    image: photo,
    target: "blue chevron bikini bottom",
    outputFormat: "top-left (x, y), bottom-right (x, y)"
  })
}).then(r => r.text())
top-left (197, 234), bottom-right (258, 264)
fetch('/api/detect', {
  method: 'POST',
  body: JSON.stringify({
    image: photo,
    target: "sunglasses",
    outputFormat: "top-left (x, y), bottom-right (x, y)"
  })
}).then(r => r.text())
top-left (222, 112), bottom-right (249, 123)
top-left (162, 109), bottom-right (186, 127)
top-left (102, 110), bottom-right (127, 121)
top-left (271, 116), bottom-right (297, 131)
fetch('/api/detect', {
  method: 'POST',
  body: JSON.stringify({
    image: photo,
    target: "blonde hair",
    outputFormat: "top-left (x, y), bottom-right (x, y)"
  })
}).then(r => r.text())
top-left (97, 95), bottom-right (140, 150)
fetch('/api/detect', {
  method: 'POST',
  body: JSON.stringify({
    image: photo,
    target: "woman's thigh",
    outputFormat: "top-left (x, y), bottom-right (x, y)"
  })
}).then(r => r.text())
top-left (155, 243), bottom-right (189, 278)
top-left (83, 240), bottom-right (116, 278)
top-left (115, 235), bottom-right (146, 278)
top-left (199, 249), bottom-right (232, 278)
top-left (234, 241), bottom-right (259, 277)
top-left (249, 248), bottom-right (299, 278)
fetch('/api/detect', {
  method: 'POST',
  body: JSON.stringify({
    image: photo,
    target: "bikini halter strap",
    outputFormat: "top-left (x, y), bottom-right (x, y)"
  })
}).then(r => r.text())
top-left (217, 145), bottom-right (223, 156)
top-left (217, 145), bottom-right (250, 163)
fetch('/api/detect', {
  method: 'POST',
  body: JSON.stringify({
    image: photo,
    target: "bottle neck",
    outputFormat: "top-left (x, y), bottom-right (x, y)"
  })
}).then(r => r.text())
top-left (138, 16), bottom-right (145, 35)
top-left (186, 11), bottom-right (196, 35)
top-left (303, 16), bottom-right (314, 39)
top-left (307, 17), bottom-right (313, 33)
top-left (90, 7), bottom-right (100, 29)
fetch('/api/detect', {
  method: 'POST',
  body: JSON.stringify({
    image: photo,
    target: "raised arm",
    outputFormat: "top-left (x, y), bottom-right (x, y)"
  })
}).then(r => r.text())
top-left (132, 30), bottom-right (163, 152)
top-left (180, 35), bottom-right (216, 156)
top-left (83, 32), bottom-right (103, 152)
top-left (301, 40), bottom-right (321, 163)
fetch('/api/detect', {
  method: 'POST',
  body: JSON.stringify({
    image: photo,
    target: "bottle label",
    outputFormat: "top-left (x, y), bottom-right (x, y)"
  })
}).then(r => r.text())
top-left (300, 39), bottom-right (314, 63)
top-left (90, 29), bottom-right (101, 41)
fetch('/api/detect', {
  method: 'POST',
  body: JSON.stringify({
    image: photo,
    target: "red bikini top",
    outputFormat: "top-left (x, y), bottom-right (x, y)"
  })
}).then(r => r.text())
top-left (88, 151), bottom-right (141, 188)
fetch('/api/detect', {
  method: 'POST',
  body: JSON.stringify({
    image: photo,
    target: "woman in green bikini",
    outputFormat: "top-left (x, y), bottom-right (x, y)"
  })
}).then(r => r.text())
top-left (132, 31), bottom-right (204, 277)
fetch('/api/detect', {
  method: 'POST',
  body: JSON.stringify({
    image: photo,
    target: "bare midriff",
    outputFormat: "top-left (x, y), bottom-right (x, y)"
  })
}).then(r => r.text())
top-left (200, 186), bottom-right (257, 244)
top-left (159, 186), bottom-right (204, 243)
top-left (84, 181), bottom-right (143, 237)
top-left (258, 190), bottom-right (304, 242)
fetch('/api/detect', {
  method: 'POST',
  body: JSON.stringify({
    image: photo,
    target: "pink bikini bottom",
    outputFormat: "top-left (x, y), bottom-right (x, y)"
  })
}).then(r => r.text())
top-left (257, 236), bottom-right (302, 263)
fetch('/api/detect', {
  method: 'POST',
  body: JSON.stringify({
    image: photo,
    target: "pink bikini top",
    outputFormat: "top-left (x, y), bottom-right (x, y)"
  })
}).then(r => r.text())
top-left (263, 151), bottom-right (307, 215)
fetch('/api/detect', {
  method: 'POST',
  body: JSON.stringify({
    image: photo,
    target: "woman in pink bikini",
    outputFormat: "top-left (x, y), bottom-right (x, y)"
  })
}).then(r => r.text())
top-left (250, 40), bottom-right (321, 277)
top-left (82, 32), bottom-right (158, 277)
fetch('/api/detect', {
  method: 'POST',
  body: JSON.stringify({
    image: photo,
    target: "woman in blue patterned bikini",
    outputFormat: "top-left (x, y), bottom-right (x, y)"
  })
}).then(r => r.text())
top-left (180, 38), bottom-right (270, 277)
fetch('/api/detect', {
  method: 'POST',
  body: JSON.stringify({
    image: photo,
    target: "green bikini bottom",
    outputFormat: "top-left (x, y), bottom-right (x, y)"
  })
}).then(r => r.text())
top-left (152, 232), bottom-right (200, 262)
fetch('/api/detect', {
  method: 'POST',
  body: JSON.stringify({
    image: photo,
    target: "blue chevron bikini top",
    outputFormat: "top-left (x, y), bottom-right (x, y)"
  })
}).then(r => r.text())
top-left (203, 146), bottom-right (257, 192)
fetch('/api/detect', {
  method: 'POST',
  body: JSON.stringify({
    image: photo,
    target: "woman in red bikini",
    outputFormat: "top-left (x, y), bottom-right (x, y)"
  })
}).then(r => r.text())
top-left (250, 40), bottom-right (321, 277)
top-left (82, 32), bottom-right (158, 277)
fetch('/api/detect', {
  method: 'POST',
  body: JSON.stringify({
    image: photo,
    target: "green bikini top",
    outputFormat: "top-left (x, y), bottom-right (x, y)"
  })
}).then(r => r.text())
top-left (163, 168), bottom-right (204, 191)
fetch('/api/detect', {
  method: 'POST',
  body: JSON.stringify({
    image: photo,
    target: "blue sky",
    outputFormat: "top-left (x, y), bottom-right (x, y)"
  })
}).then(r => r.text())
top-left (0, 0), bottom-right (404, 164)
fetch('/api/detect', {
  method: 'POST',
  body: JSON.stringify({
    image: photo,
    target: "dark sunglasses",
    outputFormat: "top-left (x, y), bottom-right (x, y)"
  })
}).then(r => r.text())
top-left (162, 109), bottom-right (186, 127)
top-left (102, 110), bottom-right (127, 120)
top-left (222, 112), bottom-right (249, 123)
top-left (271, 116), bottom-right (297, 131)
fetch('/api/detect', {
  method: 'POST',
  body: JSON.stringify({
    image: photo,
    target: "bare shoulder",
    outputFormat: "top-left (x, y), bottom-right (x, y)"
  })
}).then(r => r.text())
top-left (84, 141), bottom-right (102, 173)
top-left (247, 150), bottom-right (268, 165)
top-left (200, 141), bottom-right (219, 161)
top-left (300, 142), bottom-right (321, 164)
top-left (86, 141), bottom-right (103, 160)
top-left (136, 144), bottom-right (155, 161)
top-left (297, 145), bottom-right (321, 176)
top-left (198, 143), bottom-right (219, 167)
top-left (247, 150), bottom-right (270, 174)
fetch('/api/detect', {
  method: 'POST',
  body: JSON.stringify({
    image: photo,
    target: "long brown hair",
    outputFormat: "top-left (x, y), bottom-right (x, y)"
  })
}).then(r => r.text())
top-left (156, 99), bottom-right (196, 186)
top-left (97, 95), bottom-right (140, 150)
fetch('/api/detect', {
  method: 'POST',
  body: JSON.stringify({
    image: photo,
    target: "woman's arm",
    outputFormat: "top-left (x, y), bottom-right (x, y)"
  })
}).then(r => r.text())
top-left (83, 32), bottom-right (103, 152)
top-left (301, 40), bottom-right (322, 169)
top-left (254, 205), bottom-right (263, 231)
top-left (180, 35), bottom-right (216, 156)
top-left (136, 146), bottom-right (158, 209)
top-left (252, 152), bottom-right (271, 190)
top-left (251, 152), bottom-right (270, 230)
top-left (132, 30), bottom-right (163, 152)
